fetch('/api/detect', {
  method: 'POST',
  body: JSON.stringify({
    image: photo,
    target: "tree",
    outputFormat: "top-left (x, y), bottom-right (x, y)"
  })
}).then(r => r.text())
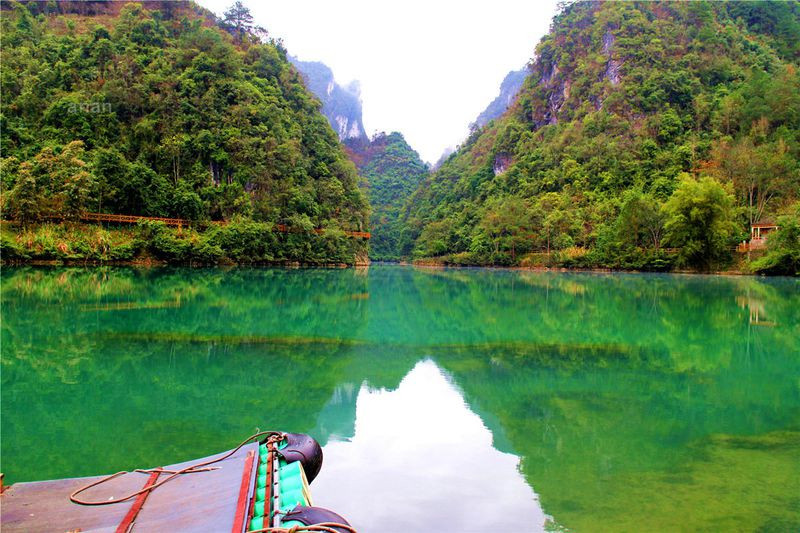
top-left (62, 170), bottom-right (95, 221)
top-left (53, 141), bottom-right (93, 219)
top-left (615, 190), bottom-right (665, 249)
top-left (171, 183), bottom-right (205, 221)
top-left (221, 1), bottom-right (254, 42)
top-left (533, 193), bottom-right (578, 254)
top-left (93, 148), bottom-right (128, 213)
top-left (415, 220), bottom-right (453, 258)
top-left (663, 175), bottom-right (741, 270)
top-left (711, 136), bottom-right (794, 226)
top-left (161, 134), bottom-right (189, 185)
top-left (5, 163), bottom-right (41, 226)
top-left (476, 196), bottom-right (533, 261)
top-left (90, 26), bottom-right (114, 78)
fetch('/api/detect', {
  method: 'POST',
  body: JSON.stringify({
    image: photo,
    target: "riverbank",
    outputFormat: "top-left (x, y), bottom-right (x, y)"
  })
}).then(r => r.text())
top-left (0, 221), bottom-right (369, 267)
top-left (411, 251), bottom-right (771, 276)
top-left (2, 222), bottom-right (793, 275)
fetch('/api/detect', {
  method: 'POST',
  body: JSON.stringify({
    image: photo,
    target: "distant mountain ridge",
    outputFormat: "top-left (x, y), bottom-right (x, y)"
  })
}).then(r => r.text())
top-left (289, 57), bottom-right (367, 142)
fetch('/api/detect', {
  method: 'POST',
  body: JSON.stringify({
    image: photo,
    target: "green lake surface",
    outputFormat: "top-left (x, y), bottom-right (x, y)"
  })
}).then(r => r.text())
top-left (1, 266), bottom-right (799, 532)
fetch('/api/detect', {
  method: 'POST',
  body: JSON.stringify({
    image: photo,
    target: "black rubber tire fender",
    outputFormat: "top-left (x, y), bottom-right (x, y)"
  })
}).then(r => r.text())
top-left (276, 432), bottom-right (324, 483)
top-left (283, 505), bottom-right (351, 533)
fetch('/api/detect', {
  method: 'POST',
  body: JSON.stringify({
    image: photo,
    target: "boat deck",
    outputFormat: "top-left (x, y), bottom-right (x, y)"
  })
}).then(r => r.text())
top-left (1, 443), bottom-right (258, 533)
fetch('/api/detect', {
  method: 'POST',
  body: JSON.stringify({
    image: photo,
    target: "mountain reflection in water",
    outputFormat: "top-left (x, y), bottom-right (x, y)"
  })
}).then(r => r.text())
top-left (314, 360), bottom-right (548, 532)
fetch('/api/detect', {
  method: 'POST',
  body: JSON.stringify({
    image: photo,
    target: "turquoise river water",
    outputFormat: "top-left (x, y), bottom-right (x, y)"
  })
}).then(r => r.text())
top-left (1, 266), bottom-right (799, 532)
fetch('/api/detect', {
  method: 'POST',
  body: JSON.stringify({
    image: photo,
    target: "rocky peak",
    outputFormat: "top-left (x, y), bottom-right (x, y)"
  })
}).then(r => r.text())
top-left (471, 68), bottom-right (529, 130)
top-left (289, 57), bottom-right (368, 142)
top-left (493, 152), bottom-right (512, 176)
top-left (602, 30), bottom-right (622, 86)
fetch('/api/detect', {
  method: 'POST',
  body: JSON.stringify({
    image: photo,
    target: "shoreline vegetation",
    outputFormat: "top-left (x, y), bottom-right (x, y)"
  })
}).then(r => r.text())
top-left (411, 260), bottom-right (755, 277)
top-left (2, 207), bottom-right (797, 274)
top-left (1, 201), bottom-right (797, 274)
top-left (0, 218), bottom-right (784, 276)
top-left (0, 221), bottom-right (369, 267)
top-left (2, 202), bottom-right (796, 275)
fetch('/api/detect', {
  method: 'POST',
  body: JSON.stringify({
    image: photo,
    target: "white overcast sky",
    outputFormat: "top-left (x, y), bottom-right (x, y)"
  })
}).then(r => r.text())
top-left (197, 0), bottom-right (559, 162)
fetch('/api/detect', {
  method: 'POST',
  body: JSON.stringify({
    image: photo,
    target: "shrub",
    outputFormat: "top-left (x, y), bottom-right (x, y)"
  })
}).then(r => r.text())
top-left (206, 221), bottom-right (277, 262)
top-left (0, 232), bottom-right (29, 259)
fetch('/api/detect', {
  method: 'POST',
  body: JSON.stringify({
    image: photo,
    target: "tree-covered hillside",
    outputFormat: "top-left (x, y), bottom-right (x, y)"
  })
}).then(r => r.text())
top-left (348, 132), bottom-right (428, 260)
top-left (402, 0), bottom-right (800, 273)
top-left (1, 0), bottom-right (369, 264)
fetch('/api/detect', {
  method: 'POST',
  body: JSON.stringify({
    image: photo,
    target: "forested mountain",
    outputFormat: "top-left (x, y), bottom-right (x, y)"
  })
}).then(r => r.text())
top-left (1, 0), bottom-right (368, 264)
top-left (471, 68), bottom-right (528, 130)
top-left (346, 132), bottom-right (428, 260)
top-left (402, 0), bottom-right (800, 273)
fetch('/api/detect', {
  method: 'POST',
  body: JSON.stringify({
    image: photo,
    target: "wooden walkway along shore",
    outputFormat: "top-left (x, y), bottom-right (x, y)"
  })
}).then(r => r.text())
top-left (64, 212), bottom-right (371, 239)
top-left (81, 212), bottom-right (188, 226)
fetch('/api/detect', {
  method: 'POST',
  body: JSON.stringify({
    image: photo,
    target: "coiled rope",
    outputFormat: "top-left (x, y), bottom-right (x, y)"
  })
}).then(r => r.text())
top-left (70, 430), bottom-right (283, 506)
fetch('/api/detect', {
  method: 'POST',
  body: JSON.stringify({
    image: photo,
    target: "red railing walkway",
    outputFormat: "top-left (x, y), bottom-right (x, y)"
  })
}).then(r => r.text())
top-left (75, 212), bottom-right (370, 239)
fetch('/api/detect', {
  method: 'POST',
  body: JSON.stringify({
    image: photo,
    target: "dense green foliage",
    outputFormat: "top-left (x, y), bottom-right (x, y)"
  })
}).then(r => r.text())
top-left (402, 1), bottom-right (800, 271)
top-left (0, 219), bottom-right (363, 265)
top-left (0, 1), bottom-right (368, 263)
top-left (662, 175), bottom-right (742, 269)
top-left (350, 132), bottom-right (428, 260)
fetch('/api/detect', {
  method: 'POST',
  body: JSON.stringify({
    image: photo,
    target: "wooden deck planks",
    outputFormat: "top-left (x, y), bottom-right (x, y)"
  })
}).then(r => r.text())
top-left (0, 443), bottom-right (259, 533)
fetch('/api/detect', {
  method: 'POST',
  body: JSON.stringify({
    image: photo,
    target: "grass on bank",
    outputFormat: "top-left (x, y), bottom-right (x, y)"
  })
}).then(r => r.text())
top-left (0, 220), bottom-right (365, 265)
